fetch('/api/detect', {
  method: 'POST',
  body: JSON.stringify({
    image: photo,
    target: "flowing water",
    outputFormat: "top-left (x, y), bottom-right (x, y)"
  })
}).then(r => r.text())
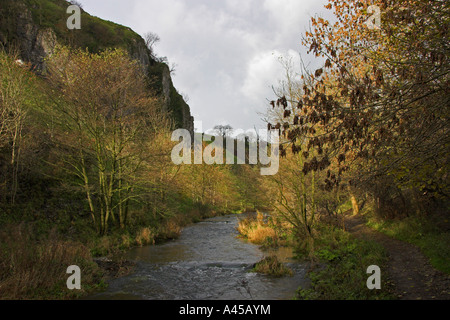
top-left (88, 214), bottom-right (308, 300)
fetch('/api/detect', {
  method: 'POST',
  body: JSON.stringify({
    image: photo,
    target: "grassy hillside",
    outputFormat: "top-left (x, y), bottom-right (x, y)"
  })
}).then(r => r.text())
top-left (0, 1), bottom-right (264, 299)
top-left (0, 0), bottom-right (192, 132)
top-left (0, 47), bottom-right (268, 299)
top-left (0, 0), bottom-right (142, 53)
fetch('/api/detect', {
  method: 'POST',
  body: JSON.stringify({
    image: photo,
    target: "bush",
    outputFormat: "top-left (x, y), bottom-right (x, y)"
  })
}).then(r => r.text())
top-left (135, 227), bottom-right (155, 247)
top-left (237, 212), bottom-right (278, 246)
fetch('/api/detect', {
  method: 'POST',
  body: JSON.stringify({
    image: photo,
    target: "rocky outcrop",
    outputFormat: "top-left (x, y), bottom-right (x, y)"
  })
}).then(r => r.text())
top-left (149, 60), bottom-right (194, 136)
top-left (4, 2), bottom-right (57, 71)
top-left (130, 39), bottom-right (151, 73)
top-left (162, 64), bottom-right (194, 135)
top-left (0, 0), bottom-right (194, 133)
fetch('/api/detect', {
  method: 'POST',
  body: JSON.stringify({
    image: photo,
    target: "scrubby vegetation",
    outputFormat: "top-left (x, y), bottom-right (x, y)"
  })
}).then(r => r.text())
top-left (0, 0), bottom-right (448, 300)
top-left (252, 255), bottom-right (293, 277)
top-left (293, 222), bottom-right (392, 300)
top-left (237, 211), bottom-right (280, 247)
top-left (237, 0), bottom-right (449, 300)
top-left (0, 44), bottom-right (266, 299)
top-left (0, 223), bottom-right (104, 299)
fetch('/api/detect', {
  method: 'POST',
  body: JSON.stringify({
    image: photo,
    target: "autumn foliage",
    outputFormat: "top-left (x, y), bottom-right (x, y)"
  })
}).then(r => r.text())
top-left (272, 0), bottom-right (449, 217)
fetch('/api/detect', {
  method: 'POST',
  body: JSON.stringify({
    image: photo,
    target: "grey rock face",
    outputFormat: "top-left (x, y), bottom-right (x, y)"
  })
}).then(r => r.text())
top-left (1, 2), bottom-right (194, 133)
top-left (15, 5), bottom-right (57, 71)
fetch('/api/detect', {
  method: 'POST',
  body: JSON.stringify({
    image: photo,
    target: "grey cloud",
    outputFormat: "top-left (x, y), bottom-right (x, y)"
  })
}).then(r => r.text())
top-left (79, 0), bottom-right (329, 132)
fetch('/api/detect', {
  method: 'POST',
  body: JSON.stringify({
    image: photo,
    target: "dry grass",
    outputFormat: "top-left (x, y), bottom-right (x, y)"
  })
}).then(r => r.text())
top-left (157, 219), bottom-right (182, 240)
top-left (237, 211), bottom-right (277, 245)
top-left (253, 255), bottom-right (293, 277)
top-left (135, 227), bottom-right (155, 246)
top-left (155, 209), bottom-right (212, 242)
top-left (0, 223), bottom-right (100, 300)
top-left (245, 225), bottom-right (277, 245)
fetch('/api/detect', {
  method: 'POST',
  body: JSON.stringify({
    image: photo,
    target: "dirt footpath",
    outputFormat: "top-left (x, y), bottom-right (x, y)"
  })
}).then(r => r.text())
top-left (344, 214), bottom-right (450, 300)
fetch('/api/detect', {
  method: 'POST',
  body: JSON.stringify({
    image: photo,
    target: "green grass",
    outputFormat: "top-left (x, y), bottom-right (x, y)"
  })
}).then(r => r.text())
top-left (0, 0), bottom-right (144, 55)
top-left (366, 213), bottom-right (450, 274)
top-left (295, 224), bottom-right (394, 300)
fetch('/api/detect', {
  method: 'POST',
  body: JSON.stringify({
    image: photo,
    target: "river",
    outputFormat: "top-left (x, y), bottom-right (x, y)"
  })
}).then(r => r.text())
top-left (88, 214), bottom-right (308, 300)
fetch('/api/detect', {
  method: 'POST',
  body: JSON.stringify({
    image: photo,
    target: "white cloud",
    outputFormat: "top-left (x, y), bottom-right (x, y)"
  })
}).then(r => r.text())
top-left (263, 0), bottom-right (316, 28)
top-left (241, 49), bottom-right (302, 104)
top-left (241, 50), bottom-right (283, 103)
top-left (77, 0), bottom-right (329, 131)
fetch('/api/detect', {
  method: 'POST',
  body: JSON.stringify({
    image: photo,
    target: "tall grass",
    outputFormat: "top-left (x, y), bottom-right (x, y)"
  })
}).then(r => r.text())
top-left (135, 227), bottom-right (155, 247)
top-left (237, 211), bottom-right (278, 246)
top-left (0, 223), bottom-right (102, 299)
top-left (253, 255), bottom-right (293, 277)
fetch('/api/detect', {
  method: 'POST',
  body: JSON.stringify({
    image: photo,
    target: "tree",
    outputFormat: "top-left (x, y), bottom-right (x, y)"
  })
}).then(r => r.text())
top-left (46, 46), bottom-right (167, 234)
top-left (263, 58), bottom-right (322, 255)
top-left (213, 124), bottom-right (233, 138)
top-left (0, 49), bottom-right (29, 204)
top-left (273, 0), bottom-right (449, 215)
top-left (144, 32), bottom-right (160, 59)
top-left (271, 152), bottom-right (318, 251)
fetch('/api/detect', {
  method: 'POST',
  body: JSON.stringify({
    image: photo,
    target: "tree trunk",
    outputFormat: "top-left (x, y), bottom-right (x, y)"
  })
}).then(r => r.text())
top-left (351, 194), bottom-right (359, 216)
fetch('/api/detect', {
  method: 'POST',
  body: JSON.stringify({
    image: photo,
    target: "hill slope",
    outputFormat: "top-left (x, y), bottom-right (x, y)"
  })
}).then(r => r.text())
top-left (0, 0), bottom-right (193, 133)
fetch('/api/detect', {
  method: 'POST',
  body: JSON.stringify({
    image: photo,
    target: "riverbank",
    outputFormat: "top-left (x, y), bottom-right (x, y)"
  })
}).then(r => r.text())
top-left (85, 213), bottom-right (307, 300)
top-left (0, 203), bottom-right (249, 300)
top-left (236, 211), bottom-right (391, 299)
top-left (294, 215), bottom-right (395, 300)
top-left (345, 213), bottom-right (450, 300)
top-left (236, 209), bottom-right (449, 300)
top-left (87, 208), bottom-right (247, 294)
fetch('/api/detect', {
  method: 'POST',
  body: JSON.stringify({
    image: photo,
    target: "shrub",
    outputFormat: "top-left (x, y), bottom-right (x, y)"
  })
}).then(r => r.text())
top-left (237, 212), bottom-right (278, 246)
top-left (135, 227), bottom-right (155, 247)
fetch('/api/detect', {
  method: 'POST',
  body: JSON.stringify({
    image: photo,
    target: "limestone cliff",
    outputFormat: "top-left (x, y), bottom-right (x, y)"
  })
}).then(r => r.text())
top-left (0, 0), bottom-right (194, 134)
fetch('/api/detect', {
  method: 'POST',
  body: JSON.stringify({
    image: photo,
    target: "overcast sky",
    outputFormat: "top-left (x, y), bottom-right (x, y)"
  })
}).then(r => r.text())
top-left (77, 0), bottom-right (330, 133)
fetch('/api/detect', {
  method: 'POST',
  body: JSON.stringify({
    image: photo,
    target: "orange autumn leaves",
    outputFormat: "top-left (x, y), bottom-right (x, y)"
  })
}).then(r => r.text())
top-left (277, 0), bottom-right (449, 201)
